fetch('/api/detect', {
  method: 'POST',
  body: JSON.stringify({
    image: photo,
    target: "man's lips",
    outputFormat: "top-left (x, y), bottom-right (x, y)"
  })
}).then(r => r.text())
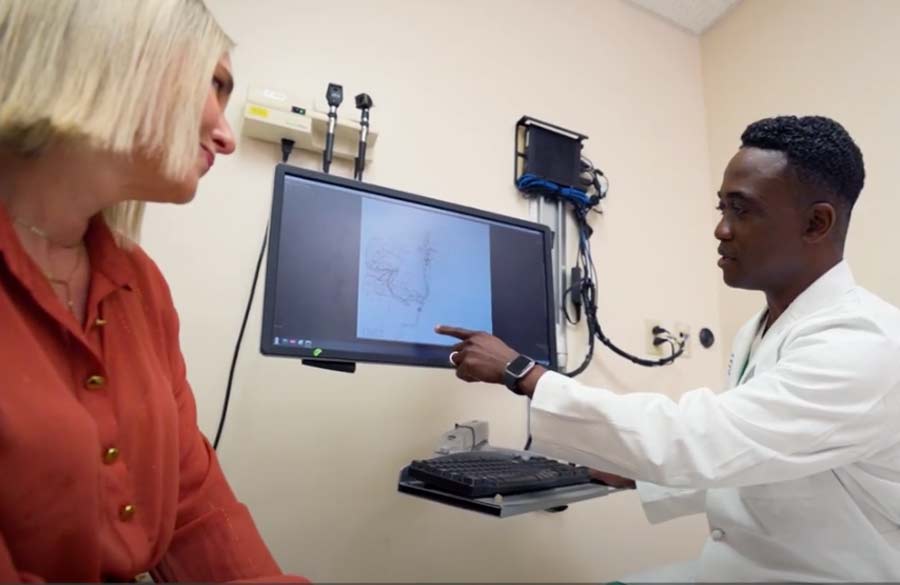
top-left (718, 247), bottom-right (736, 267)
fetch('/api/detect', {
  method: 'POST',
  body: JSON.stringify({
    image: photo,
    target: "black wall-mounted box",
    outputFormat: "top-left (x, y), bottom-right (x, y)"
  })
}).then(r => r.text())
top-left (514, 117), bottom-right (587, 189)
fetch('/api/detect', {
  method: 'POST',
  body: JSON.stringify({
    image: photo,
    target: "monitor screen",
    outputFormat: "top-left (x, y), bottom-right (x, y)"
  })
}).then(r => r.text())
top-left (261, 165), bottom-right (557, 370)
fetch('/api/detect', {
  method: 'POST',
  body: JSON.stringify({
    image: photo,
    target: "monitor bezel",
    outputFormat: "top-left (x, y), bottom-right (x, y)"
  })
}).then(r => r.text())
top-left (260, 163), bottom-right (558, 371)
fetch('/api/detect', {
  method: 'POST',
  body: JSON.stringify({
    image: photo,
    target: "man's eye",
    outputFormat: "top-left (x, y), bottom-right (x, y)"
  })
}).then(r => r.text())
top-left (716, 203), bottom-right (746, 216)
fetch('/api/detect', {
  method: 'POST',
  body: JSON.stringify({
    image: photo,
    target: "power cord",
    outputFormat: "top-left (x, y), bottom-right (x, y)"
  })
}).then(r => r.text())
top-left (564, 206), bottom-right (686, 373)
top-left (515, 167), bottom-right (686, 378)
top-left (213, 138), bottom-right (293, 450)
top-left (653, 326), bottom-right (684, 357)
top-left (281, 139), bottom-right (295, 165)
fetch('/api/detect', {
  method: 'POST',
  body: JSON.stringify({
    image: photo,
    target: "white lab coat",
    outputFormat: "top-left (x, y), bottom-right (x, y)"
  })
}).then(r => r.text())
top-left (529, 261), bottom-right (900, 582)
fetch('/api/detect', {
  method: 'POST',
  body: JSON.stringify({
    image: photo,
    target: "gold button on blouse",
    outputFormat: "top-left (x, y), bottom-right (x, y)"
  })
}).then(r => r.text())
top-left (119, 504), bottom-right (136, 521)
top-left (94, 318), bottom-right (108, 327)
top-left (103, 447), bottom-right (120, 464)
top-left (85, 375), bottom-right (105, 389)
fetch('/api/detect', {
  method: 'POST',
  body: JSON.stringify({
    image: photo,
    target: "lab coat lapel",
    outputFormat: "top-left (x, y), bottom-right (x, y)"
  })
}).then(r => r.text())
top-left (734, 261), bottom-right (857, 387)
top-left (727, 308), bottom-right (765, 389)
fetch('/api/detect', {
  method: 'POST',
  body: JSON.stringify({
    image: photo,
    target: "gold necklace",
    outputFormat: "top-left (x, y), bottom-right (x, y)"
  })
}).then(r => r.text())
top-left (12, 217), bottom-right (86, 315)
top-left (12, 217), bottom-right (83, 249)
top-left (45, 247), bottom-right (85, 314)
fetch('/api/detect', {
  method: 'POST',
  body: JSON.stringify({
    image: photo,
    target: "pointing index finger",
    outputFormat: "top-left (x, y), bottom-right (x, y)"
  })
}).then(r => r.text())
top-left (435, 324), bottom-right (476, 340)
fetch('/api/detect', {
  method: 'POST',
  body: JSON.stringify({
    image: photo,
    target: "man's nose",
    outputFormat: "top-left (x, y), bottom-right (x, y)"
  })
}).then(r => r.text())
top-left (715, 216), bottom-right (732, 241)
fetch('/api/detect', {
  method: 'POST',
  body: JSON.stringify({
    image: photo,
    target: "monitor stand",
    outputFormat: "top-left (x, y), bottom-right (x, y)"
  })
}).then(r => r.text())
top-left (302, 359), bottom-right (356, 373)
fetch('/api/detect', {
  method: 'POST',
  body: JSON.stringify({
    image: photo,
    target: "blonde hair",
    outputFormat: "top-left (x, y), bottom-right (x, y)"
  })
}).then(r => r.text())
top-left (0, 0), bottom-right (234, 241)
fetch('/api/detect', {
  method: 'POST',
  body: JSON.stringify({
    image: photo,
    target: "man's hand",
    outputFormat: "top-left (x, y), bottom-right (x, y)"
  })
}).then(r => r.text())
top-left (435, 325), bottom-right (519, 384)
top-left (588, 469), bottom-right (636, 489)
top-left (435, 325), bottom-right (547, 396)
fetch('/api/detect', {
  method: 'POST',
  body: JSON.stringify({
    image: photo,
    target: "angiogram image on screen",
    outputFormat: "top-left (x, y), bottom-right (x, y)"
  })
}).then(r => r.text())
top-left (356, 197), bottom-right (493, 345)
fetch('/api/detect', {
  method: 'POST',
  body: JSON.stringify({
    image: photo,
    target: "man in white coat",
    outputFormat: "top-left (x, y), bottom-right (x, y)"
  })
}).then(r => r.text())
top-left (438, 115), bottom-right (900, 582)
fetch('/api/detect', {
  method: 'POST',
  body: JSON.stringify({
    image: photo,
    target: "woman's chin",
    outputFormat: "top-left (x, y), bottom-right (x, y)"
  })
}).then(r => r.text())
top-left (166, 173), bottom-right (200, 204)
top-left (143, 177), bottom-right (199, 205)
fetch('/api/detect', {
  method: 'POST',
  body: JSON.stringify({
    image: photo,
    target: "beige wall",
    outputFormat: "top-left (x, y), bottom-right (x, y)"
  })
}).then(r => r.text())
top-left (140, 0), bottom-right (724, 581)
top-left (702, 0), bottom-right (900, 345)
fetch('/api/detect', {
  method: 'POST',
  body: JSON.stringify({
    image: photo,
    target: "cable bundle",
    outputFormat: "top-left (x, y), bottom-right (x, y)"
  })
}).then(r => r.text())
top-left (516, 161), bottom-right (685, 377)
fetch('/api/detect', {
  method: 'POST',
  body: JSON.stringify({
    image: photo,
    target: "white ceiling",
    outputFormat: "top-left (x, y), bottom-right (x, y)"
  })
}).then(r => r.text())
top-left (625, 0), bottom-right (742, 34)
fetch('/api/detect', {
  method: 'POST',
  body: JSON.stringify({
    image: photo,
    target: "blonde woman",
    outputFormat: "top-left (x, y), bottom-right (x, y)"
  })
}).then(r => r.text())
top-left (0, 1), bottom-right (307, 581)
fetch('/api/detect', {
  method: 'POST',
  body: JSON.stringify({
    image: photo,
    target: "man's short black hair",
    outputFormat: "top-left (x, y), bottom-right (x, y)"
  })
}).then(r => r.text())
top-left (741, 115), bottom-right (865, 213)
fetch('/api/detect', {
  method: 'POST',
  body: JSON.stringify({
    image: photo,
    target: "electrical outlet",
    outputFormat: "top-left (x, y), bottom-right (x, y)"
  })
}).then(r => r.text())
top-left (646, 319), bottom-right (668, 356)
top-left (646, 320), bottom-right (692, 358)
top-left (674, 321), bottom-right (692, 358)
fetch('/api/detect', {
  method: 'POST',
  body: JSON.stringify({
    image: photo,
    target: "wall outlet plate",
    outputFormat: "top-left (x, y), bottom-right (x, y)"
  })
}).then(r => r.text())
top-left (674, 321), bottom-right (691, 358)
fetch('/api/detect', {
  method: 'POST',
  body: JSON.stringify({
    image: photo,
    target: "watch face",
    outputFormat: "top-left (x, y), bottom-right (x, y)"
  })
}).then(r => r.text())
top-left (506, 355), bottom-right (534, 377)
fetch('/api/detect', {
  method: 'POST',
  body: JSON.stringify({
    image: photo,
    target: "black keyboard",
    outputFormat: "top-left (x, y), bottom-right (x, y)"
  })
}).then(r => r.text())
top-left (408, 450), bottom-right (592, 498)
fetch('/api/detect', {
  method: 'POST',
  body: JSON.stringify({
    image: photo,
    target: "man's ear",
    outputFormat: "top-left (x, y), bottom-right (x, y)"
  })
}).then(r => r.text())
top-left (804, 202), bottom-right (836, 243)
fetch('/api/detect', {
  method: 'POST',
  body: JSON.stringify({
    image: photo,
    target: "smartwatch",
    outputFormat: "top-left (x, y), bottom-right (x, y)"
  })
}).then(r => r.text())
top-left (504, 355), bottom-right (536, 394)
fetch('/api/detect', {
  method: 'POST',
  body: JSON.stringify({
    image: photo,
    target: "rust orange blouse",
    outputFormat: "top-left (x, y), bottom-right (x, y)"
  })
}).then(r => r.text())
top-left (0, 206), bottom-right (307, 583)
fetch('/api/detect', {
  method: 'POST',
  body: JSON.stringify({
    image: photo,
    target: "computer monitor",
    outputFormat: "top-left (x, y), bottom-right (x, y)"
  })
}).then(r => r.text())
top-left (260, 165), bottom-right (557, 370)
